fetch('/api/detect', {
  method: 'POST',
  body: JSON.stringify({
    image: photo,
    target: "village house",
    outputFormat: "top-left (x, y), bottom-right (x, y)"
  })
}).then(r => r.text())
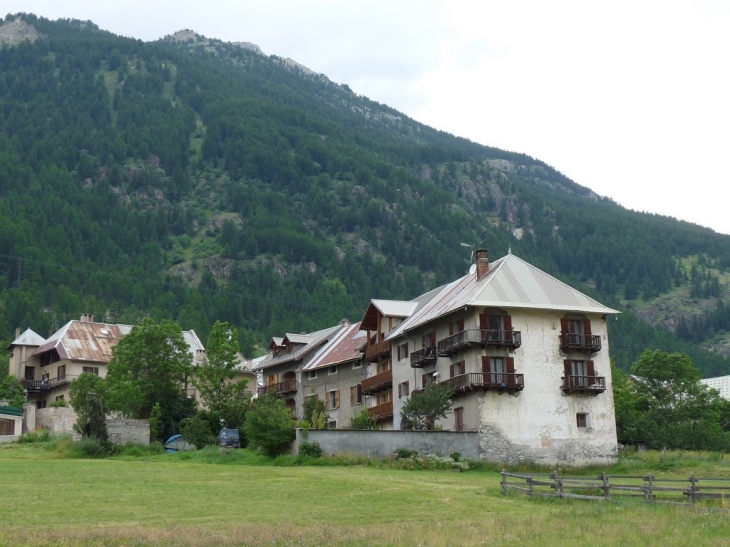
top-left (360, 249), bottom-right (620, 466)
top-left (7, 314), bottom-right (206, 408)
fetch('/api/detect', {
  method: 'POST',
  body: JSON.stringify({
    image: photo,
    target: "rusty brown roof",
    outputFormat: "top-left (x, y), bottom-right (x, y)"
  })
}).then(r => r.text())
top-left (32, 321), bottom-right (130, 363)
top-left (300, 322), bottom-right (366, 371)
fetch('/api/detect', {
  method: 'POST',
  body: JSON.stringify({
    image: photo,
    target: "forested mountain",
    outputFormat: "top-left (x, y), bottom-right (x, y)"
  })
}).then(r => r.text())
top-left (2, 13), bottom-right (730, 376)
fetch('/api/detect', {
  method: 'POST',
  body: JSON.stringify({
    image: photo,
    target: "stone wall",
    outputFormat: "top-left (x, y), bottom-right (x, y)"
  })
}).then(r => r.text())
top-left (294, 428), bottom-right (480, 459)
top-left (36, 407), bottom-right (79, 439)
top-left (107, 419), bottom-right (150, 445)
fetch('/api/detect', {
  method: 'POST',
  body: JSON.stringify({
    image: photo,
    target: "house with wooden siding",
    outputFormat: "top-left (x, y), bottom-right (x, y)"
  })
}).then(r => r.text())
top-left (360, 249), bottom-right (620, 466)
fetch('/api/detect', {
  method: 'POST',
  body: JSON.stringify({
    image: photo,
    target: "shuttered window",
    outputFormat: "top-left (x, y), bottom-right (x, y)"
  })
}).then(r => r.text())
top-left (328, 390), bottom-right (340, 409)
top-left (350, 384), bottom-right (362, 405)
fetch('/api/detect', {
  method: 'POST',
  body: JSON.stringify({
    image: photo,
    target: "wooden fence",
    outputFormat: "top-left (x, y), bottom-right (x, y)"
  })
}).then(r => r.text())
top-left (500, 470), bottom-right (730, 506)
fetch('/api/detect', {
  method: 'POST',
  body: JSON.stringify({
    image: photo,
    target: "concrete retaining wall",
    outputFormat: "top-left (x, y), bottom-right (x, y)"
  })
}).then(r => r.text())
top-left (36, 407), bottom-right (79, 439)
top-left (107, 419), bottom-right (149, 445)
top-left (294, 428), bottom-right (480, 459)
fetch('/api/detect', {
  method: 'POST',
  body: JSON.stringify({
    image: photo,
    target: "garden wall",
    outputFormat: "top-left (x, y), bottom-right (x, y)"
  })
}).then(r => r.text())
top-left (294, 429), bottom-right (480, 459)
top-left (36, 408), bottom-right (149, 445)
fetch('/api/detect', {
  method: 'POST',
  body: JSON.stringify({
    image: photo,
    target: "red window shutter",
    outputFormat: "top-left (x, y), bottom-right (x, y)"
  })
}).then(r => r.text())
top-left (398, 383), bottom-right (402, 398)
top-left (430, 331), bottom-right (436, 347)
top-left (449, 323), bottom-right (454, 336)
top-left (504, 315), bottom-right (513, 331)
top-left (506, 357), bottom-right (515, 374)
top-left (482, 356), bottom-right (491, 373)
top-left (405, 381), bottom-right (409, 396)
top-left (587, 360), bottom-right (595, 377)
top-left (583, 319), bottom-right (592, 336)
top-left (560, 318), bottom-right (569, 334)
top-left (479, 313), bottom-right (489, 329)
top-left (397, 346), bottom-right (401, 361)
top-left (450, 363), bottom-right (455, 378)
top-left (563, 359), bottom-right (572, 376)
top-left (458, 318), bottom-right (464, 332)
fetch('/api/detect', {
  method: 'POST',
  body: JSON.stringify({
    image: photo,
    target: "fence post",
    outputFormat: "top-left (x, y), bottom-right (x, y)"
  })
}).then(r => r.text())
top-left (644, 474), bottom-right (654, 503)
top-left (689, 474), bottom-right (697, 505)
top-left (501, 469), bottom-right (507, 495)
top-left (553, 470), bottom-right (563, 499)
top-left (601, 472), bottom-right (610, 501)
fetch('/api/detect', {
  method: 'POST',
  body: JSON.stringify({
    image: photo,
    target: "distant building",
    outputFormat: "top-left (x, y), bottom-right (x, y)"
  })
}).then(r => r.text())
top-left (700, 375), bottom-right (730, 400)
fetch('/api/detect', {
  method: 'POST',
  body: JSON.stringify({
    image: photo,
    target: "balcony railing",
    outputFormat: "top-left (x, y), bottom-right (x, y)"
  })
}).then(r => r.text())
top-left (22, 374), bottom-right (80, 392)
top-left (365, 340), bottom-right (391, 363)
top-left (441, 372), bottom-right (525, 394)
top-left (257, 379), bottom-right (297, 397)
top-left (562, 375), bottom-right (606, 394)
top-left (361, 369), bottom-right (393, 395)
top-left (410, 347), bottom-right (437, 368)
top-left (437, 329), bottom-right (521, 356)
top-left (367, 400), bottom-right (393, 422)
top-left (560, 333), bottom-right (601, 353)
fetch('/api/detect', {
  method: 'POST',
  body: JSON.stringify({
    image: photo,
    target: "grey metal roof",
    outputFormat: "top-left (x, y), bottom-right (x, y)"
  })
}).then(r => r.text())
top-left (9, 328), bottom-right (46, 348)
top-left (254, 324), bottom-right (343, 371)
top-left (284, 333), bottom-right (315, 344)
top-left (300, 322), bottom-right (366, 371)
top-left (371, 299), bottom-right (419, 318)
top-left (387, 252), bottom-right (619, 340)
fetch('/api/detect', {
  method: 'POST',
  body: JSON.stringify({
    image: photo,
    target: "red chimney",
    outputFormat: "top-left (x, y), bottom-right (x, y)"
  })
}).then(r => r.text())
top-left (475, 249), bottom-right (489, 280)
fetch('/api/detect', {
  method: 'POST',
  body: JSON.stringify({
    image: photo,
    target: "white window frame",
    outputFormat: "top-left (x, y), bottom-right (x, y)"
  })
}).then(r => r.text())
top-left (328, 365), bottom-right (338, 375)
top-left (307, 370), bottom-right (317, 380)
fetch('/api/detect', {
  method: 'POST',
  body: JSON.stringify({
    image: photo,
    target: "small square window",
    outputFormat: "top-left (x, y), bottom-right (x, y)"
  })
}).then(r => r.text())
top-left (576, 413), bottom-right (588, 428)
top-left (327, 420), bottom-right (337, 429)
top-left (328, 365), bottom-right (338, 375)
top-left (352, 361), bottom-right (362, 369)
top-left (307, 370), bottom-right (317, 380)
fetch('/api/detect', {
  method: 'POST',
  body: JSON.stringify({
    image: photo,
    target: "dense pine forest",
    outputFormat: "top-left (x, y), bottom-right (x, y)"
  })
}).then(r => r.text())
top-left (2, 13), bottom-right (730, 376)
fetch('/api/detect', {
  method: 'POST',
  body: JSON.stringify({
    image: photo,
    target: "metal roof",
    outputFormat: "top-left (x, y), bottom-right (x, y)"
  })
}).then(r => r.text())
top-left (387, 252), bottom-right (619, 341)
top-left (32, 320), bottom-right (204, 364)
top-left (300, 322), bottom-right (366, 371)
top-left (371, 300), bottom-right (419, 318)
top-left (8, 328), bottom-right (46, 348)
top-left (283, 333), bottom-right (315, 345)
top-left (254, 324), bottom-right (343, 371)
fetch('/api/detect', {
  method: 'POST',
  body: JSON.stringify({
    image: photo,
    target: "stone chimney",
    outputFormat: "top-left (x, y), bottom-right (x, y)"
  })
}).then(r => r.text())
top-left (80, 313), bottom-right (95, 323)
top-left (475, 249), bottom-right (489, 281)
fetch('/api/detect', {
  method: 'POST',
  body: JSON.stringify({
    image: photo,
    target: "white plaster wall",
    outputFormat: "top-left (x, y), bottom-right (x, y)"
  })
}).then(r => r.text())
top-left (300, 361), bottom-right (368, 428)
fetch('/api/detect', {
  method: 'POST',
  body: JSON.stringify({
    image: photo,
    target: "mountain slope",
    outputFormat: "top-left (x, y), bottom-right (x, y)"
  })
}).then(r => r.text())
top-left (1, 13), bottom-right (730, 376)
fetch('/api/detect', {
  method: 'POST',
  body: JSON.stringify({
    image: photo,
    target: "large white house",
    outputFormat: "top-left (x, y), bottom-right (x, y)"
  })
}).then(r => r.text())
top-left (360, 249), bottom-right (620, 466)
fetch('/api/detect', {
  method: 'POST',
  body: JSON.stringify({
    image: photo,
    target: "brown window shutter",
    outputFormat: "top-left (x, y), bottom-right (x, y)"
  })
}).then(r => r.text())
top-left (563, 359), bottom-right (572, 376)
top-left (431, 331), bottom-right (436, 347)
top-left (583, 319), bottom-right (592, 336)
top-left (397, 345), bottom-right (401, 361)
top-left (458, 318), bottom-right (464, 332)
top-left (450, 363), bottom-right (455, 378)
top-left (560, 318), bottom-right (569, 334)
top-left (404, 381), bottom-right (409, 396)
top-left (479, 313), bottom-right (488, 329)
top-left (507, 357), bottom-right (515, 374)
top-left (482, 356), bottom-right (491, 373)
top-left (398, 383), bottom-right (402, 398)
top-left (335, 390), bottom-right (340, 408)
top-left (587, 360), bottom-right (595, 377)
top-left (350, 386), bottom-right (355, 405)
top-left (504, 315), bottom-right (513, 331)
top-left (422, 334), bottom-right (426, 348)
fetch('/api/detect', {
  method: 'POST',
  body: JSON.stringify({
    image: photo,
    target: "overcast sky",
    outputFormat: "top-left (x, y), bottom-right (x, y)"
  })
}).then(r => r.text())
top-left (7, 1), bottom-right (730, 234)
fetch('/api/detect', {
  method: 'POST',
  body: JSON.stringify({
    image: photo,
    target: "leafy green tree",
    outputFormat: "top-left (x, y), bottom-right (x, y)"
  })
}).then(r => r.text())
top-left (179, 414), bottom-right (217, 449)
top-left (106, 318), bottom-right (193, 438)
top-left (349, 408), bottom-right (377, 430)
top-left (193, 321), bottom-right (248, 428)
top-left (0, 376), bottom-right (25, 407)
top-left (244, 394), bottom-right (295, 457)
top-left (400, 383), bottom-right (455, 431)
top-left (69, 372), bottom-right (109, 440)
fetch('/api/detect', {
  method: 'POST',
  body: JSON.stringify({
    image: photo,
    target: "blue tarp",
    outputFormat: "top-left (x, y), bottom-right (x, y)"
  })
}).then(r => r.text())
top-left (163, 434), bottom-right (196, 453)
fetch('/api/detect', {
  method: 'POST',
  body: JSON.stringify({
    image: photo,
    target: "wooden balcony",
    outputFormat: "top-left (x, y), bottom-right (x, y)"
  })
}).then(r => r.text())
top-left (257, 379), bottom-right (297, 397)
top-left (410, 347), bottom-right (437, 368)
top-left (367, 400), bottom-right (393, 422)
top-left (441, 372), bottom-right (524, 394)
top-left (365, 340), bottom-right (391, 363)
top-left (437, 329), bottom-right (521, 356)
top-left (361, 369), bottom-right (392, 395)
top-left (562, 375), bottom-right (606, 394)
top-left (560, 333), bottom-right (601, 353)
top-left (22, 374), bottom-right (77, 393)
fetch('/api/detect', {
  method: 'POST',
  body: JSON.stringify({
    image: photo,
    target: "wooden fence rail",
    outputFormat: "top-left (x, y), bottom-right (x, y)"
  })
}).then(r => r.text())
top-left (500, 470), bottom-right (730, 506)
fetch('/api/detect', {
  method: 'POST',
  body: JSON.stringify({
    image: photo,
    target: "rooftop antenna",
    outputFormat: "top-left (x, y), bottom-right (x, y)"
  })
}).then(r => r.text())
top-left (460, 242), bottom-right (475, 264)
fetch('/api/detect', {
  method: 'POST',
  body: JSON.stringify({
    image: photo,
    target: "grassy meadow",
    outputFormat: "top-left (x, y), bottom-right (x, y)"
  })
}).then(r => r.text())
top-left (0, 441), bottom-right (729, 547)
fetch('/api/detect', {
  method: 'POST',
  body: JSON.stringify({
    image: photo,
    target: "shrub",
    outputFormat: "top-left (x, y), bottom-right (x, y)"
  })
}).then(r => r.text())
top-left (18, 428), bottom-right (51, 443)
top-left (394, 447), bottom-right (418, 459)
top-left (49, 399), bottom-right (67, 408)
top-left (349, 409), bottom-right (377, 430)
top-left (179, 414), bottom-right (216, 449)
top-left (299, 441), bottom-right (323, 458)
top-left (76, 436), bottom-right (115, 458)
top-left (244, 394), bottom-right (295, 457)
top-left (389, 453), bottom-right (470, 471)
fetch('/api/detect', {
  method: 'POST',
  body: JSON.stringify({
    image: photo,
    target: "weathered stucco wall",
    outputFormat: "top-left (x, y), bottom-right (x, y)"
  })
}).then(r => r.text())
top-left (294, 428), bottom-right (480, 459)
top-left (36, 407), bottom-right (79, 438)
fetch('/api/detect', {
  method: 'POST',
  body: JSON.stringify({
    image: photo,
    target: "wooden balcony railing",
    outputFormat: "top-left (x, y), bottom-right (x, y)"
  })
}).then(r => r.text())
top-left (562, 375), bottom-right (606, 394)
top-left (257, 379), bottom-right (297, 397)
top-left (361, 369), bottom-right (393, 395)
top-left (365, 340), bottom-right (391, 363)
top-left (22, 374), bottom-right (79, 392)
top-left (437, 329), bottom-right (521, 356)
top-left (367, 400), bottom-right (393, 422)
top-left (441, 372), bottom-right (525, 394)
top-left (560, 333), bottom-right (601, 353)
top-left (410, 347), bottom-right (437, 368)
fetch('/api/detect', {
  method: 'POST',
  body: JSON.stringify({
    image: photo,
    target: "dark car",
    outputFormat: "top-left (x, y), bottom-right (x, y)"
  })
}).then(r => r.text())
top-left (217, 428), bottom-right (241, 448)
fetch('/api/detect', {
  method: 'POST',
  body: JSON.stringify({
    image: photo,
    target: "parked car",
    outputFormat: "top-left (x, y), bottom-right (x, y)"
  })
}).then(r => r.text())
top-left (217, 428), bottom-right (241, 448)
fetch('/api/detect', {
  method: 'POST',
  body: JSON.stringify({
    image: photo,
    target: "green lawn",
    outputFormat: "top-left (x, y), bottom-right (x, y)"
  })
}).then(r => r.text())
top-left (1, 444), bottom-right (729, 546)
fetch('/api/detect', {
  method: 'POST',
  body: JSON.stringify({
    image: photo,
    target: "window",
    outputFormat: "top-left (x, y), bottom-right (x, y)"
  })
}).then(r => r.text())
top-left (398, 381), bottom-right (410, 399)
top-left (328, 390), bottom-right (340, 410)
top-left (422, 372), bottom-right (436, 389)
top-left (482, 356), bottom-right (515, 385)
top-left (397, 343), bottom-right (409, 361)
top-left (449, 361), bottom-right (466, 378)
top-left (57, 365), bottom-right (66, 381)
top-left (377, 360), bottom-right (391, 374)
top-left (563, 360), bottom-right (596, 388)
top-left (307, 370), bottom-right (317, 380)
top-left (448, 319), bottom-right (465, 336)
top-left (327, 420), bottom-right (337, 429)
top-left (266, 373), bottom-right (278, 386)
top-left (421, 331), bottom-right (437, 348)
top-left (24, 366), bottom-right (35, 381)
top-left (37, 400), bottom-right (47, 409)
top-left (55, 395), bottom-right (64, 402)
top-left (576, 413), bottom-right (588, 428)
top-left (0, 418), bottom-right (14, 436)
top-left (82, 366), bottom-right (99, 375)
top-left (377, 391), bottom-right (392, 405)
top-left (350, 384), bottom-right (362, 405)
top-left (328, 365), bottom-right (338, 375)
top-left (352, 361), bottom-right (362, 369)
top-left (454, 407), bottom-right (464, 432)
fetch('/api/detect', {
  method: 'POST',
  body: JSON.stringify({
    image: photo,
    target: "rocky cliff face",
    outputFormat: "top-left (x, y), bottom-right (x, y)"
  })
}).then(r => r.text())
top-left (0, 18), bottom-right (43, 45)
